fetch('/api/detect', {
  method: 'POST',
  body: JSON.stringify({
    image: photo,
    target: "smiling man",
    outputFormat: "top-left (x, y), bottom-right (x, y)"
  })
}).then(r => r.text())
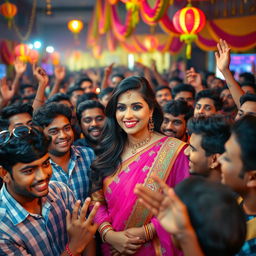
top-left (185, 115), bottom-right (230, 182)
top-left (161, 100), bottom-right (193, 142)
top-left (76, 100), bottom-right (106, 149)
top-left (0, 127), bottom-right (99, 255)
top-left (33, 102), bottom-right (95, 201)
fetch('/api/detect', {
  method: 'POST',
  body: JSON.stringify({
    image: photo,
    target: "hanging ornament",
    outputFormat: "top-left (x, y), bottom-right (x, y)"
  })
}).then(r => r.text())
top-left (144, 35), bottom-right (159, 52)
top-left (45, 0), bottom-right (52, 15)
top-left (14, 44), bottom-right (30, 62)
top-left (51, 52), bottom-right (60, 66)
top-left (0, 1), bottom-right (18, 28)
top-left (172, 2), bottom-right (206, 59)
top-left (28, 49), bottom-right (39, 64)
top-left (67, 20), bottom-right (84, 40)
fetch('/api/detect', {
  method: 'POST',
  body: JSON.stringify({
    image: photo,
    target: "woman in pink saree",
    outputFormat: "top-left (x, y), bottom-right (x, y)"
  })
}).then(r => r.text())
top-left (91, 76), bottom-right (189, 255)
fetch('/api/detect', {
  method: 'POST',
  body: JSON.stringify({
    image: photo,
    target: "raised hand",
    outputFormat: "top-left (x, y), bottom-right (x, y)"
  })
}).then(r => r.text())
top-left (134, 175), bottom-right (192, 236)
top-left (66, 198), bottom-right (100, 255)
top-left (54, 66), bottom-right (66, 82)
top-left (14, 58), bottom-right (27, 76)
top-left (186, 67), bottom-right (203, 91)
top-left (32, 64), bottom-right (49, 87)
top-left (215, 39), bottom-right (231, 73)
top-left (0, 77), bottom-right (15, 104)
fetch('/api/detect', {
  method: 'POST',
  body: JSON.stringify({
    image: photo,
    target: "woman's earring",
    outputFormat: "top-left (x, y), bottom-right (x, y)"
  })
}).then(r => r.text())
top-left (149, 117), bottom-right (154, 132)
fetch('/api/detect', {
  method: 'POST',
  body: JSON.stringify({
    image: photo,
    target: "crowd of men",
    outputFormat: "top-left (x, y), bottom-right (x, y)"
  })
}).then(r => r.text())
top-left (0, 39), bottom-right (255, 255)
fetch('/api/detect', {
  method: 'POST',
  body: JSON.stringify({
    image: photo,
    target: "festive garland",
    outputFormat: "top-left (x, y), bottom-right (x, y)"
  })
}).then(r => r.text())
top-left (140, 0), bottom-right (170, 25)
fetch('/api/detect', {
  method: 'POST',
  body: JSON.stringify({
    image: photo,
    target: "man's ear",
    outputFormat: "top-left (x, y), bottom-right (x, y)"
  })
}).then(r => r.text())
top-left (246, 170), bottom-right (256, 188)
top-left (0, 166), bottom-right (11, 183)
top-left (209, 153), bottom-right (220, 169)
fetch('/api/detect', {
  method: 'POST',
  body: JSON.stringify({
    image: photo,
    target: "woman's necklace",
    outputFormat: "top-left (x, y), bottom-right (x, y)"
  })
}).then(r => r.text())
top-left (128, 133), bottom-right (152, 154)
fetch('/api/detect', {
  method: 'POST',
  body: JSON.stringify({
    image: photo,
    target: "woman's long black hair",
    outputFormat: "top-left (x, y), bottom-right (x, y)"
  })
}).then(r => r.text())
top-left (91, 76), bottom-right (163, 192)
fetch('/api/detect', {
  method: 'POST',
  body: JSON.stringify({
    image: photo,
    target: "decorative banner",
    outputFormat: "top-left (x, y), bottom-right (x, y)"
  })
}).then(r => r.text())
top-left (110, 2), bottom-right (139, 41)
top-left (206, 16), bottom-right (256, 51)
top-left (99, 0), bottom-right (111, 34)
top-left (140, 0), bottom-right (169, 25)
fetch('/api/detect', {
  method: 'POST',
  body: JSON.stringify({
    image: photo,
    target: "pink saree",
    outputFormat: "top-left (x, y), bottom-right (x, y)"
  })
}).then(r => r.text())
top-left (92, 137), bottom-right (189, 255)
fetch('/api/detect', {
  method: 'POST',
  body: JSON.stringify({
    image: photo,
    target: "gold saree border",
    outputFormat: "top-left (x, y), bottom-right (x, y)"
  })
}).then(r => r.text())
top-left (126, 137), bottom-right (185, 229)
top-left (126, 138), bottom-right (186, 255)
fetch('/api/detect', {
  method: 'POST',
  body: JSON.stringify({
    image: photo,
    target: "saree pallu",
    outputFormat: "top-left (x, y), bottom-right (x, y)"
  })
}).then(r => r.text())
top-left (92, 137), bottom-right (189, 256)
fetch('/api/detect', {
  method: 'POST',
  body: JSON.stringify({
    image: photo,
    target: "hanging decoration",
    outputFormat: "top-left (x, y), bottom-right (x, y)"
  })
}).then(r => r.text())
top-left (0, 40), bottom-right (16, 65)
top-left (67, 19), bottom-right (84, 40)
top-left (45, 0), bottom-right (52, 15)
top-left (14, 44), bottom-right (30, 62)
top-left (110, 1), bottom-right (139, 41)
top-left (51, 52), bottom-right (60, 66)
top-left (0, 1), bottom-right (18, 28)
top-left (13, 0), bottom-right (37, 42)
top-left (28, 49), bottom-right (39, 64)
top-left (140, 0), bottom-right (169, 25)
top-left (172, 2), bottom-right (206, 59)
top-left (143, 35), bottom-right (159, 52)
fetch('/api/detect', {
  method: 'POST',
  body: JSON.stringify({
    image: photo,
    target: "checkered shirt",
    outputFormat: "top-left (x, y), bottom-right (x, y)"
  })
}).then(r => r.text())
top-left (50, 145), bottom-right (95, 201)
top-left (0, 181), bottom-right (76, 255)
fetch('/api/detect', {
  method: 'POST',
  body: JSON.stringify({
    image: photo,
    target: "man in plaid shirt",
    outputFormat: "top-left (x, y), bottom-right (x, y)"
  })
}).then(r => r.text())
top-left (0, 127), bottom-right (99, 255)
top-left (33, 102), bottom-right (95, 201)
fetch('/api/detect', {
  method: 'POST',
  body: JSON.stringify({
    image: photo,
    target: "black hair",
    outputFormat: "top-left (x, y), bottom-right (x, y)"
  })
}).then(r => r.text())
top-left (232, 115), bottom-right (256, 173)
top-left (168, 76), bottom-right (182, 84)
top-left (77, 100), bottom-right (105, 123)
top-left (91, 76), bottom-right (163, 191)
top-left (0, 127), bottom-right (50, 175)
top-left (195, 89), bottom-right (222, 111)
top-left (1, 103), bottom-right (33, 127)
top-left (111, 73), bottom-right (125, 80)
top-left (98, 87), bottom-right (114, 100)
top-left (19, 84), bottom-right (34, 93)
top-left (240, 93), bottom-right (256, 106)
top-left (163, 100), bottom-right (193, 121)
top-left (76, 93), bottom-right (98, 108)
top-left (67, 86), bottom-right (84, 97)
top-left (187, 115), bottom-right (231, 156)
top-left (77, 77), bottom-right (93, 87)
top-left (172, 83), bottom-right (195, 99)
top-left (239, 72), bottom-right (255, 84)
top-left (46, 93), bottom-right (70, 104)
top-left (175, 177), bottom-right (246, 256)
top-left (33, 102), bottom-right (72, 128)
top-left (155, 86), bottom-right (172, 94)
top-left (240, 82), bottom-right (256, 93)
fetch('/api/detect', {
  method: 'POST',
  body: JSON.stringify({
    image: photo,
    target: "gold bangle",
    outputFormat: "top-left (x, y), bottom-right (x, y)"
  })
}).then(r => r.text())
top-left (102, 227), bottom-right (113, 243)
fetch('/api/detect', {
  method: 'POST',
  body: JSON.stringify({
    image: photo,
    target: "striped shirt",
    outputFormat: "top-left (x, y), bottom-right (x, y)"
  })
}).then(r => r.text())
top-left (50, 145), bottom-right (95, 201)
top-left (0, 181), bottom-right (76, 255)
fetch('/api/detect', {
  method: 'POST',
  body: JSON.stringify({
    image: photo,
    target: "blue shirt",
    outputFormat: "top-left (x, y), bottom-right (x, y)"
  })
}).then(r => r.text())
top-left (0, 182), bottom-right (76, 256)
top-left (236, 214), bottom-right (256, 256)
top-left (50, 145), bottom-right (95, 201)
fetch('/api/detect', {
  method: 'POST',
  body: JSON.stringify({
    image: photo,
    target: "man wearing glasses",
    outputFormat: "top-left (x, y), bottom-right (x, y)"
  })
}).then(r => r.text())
top-left (0, 126), bottom-right (99, 255)
top-left (33, 102), bottom-right (95, 201)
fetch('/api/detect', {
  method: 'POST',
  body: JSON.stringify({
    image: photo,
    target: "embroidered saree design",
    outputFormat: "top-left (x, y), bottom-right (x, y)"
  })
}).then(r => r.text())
top-left (92, 137), bottom-right (189, 256)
